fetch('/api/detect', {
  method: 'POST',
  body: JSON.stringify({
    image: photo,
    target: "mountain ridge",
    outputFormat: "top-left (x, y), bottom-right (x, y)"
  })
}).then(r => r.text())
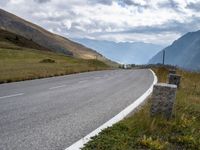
top-left (0, 28), bottom-right (53, 52)
top-left (75, 38), bottom-right (163, 64)
top-left (0, 8), bottom-right (108, 61)
top-left (149, 30), bottom-right (200, 70)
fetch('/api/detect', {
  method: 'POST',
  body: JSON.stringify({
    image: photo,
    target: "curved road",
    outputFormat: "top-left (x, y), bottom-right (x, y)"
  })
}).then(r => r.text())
top-left (0, 69), bottom-right (154, 150)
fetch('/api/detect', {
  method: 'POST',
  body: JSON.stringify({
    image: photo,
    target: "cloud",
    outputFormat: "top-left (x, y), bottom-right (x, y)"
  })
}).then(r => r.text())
top-left (0, 0), bottom-right (9, 6)
top-left (187, 1), bottom-right (200, 11)
top-left (34, 0), bottom-right (50, 3)
top-left (89, 0), bottom-right (113, 5)
top-left (1, 0), bottom-right (200, 45)
top-left (95, 32), bottom-right (181, 45)
top-left (122, 0), bottom-right (150, 7)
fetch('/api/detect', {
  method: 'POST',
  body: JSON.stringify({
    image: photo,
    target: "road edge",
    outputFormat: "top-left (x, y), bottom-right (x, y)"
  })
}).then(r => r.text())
top-left (66, 69), bottom-right (158, 150)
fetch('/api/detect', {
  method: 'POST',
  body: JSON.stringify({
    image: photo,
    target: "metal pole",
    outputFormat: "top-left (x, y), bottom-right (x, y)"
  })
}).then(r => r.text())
top-left (162, 50), bottom-right (165, 65)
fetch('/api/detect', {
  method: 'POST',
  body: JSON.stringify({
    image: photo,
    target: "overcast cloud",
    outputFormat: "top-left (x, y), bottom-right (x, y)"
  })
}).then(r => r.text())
top-left (1, 0), bottom-right (200, 45)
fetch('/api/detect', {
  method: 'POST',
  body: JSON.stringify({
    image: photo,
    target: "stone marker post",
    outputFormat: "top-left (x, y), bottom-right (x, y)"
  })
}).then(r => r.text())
top-left (168, 74), bottom-right (181, 88)
top-left (151, 83), bottom-right (177, 119)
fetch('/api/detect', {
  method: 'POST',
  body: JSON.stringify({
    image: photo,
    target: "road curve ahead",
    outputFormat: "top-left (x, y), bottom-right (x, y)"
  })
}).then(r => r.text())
top-left (0, 69), bottom-right (154, 150)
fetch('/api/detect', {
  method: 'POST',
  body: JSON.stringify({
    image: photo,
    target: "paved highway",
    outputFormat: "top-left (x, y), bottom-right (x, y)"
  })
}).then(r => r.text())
top-left (0, 69), bottom-right (154, 150)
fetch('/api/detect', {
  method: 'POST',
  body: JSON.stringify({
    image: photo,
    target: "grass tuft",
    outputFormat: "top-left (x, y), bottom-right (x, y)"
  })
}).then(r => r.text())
top-left (39, 58), bottom-right (56, 63)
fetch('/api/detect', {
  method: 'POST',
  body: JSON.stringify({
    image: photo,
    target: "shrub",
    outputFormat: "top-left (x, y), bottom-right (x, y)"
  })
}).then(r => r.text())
top-left (138, 135), bottom-right (168, 150)
top-left (39, 58), bottom-right (55, 63)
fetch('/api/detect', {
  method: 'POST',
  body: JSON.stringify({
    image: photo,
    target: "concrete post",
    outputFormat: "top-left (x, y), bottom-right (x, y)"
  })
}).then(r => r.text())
top-left (168, 74), bottom-right (181, 88)
top-left (150, 83), bottom-right (177, 119)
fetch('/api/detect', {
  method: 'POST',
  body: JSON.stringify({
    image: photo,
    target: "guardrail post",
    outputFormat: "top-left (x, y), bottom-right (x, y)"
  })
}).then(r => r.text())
top-left (150, 83), bottom-right (177, 119)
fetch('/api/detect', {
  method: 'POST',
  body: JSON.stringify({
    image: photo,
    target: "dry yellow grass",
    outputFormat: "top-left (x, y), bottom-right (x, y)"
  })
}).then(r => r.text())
top-left (0, 48), bottom-right (110, 83)
top-left (83, 67), bottom-right (200, 150)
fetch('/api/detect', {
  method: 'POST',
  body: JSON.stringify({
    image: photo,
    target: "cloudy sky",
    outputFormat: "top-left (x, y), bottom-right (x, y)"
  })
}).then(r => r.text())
top-left (1, 0), bottom-right (200, 45)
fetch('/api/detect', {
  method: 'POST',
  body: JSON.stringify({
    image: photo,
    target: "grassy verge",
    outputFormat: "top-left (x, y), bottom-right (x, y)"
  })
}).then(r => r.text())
top-left (0, 48), bottom-right (110, 83)
top-left (83, 67), bottom-right (200, 150)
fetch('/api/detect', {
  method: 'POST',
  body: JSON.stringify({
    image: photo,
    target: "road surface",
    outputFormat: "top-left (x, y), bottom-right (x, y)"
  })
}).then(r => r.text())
top-left (0, 69), bottom-right (154, 150)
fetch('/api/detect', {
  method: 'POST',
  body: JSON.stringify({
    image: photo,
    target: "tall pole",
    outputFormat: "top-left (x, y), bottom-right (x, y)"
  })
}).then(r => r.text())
top-left (162, 50), bottom-right (165, 65)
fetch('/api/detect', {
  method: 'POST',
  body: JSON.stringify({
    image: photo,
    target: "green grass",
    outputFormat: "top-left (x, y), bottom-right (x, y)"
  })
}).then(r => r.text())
top-left (82, 67), bottom-right (200, 150)
top-left (0, 48), bottom-right (110, 83)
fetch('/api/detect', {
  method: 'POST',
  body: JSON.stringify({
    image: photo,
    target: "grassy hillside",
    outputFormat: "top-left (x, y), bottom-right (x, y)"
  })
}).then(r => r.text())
top-left (0, 47), bottom-right (110, 83)
top-left (0, 29), bottom-right (51, 51)
top-left (0, 30), bottom-right (110, 83)
top-left (0, 8), bottom-right (117, 65)
top-left (0, 28), bottom-right (112, 83)
top-left (83, 67), bottom-right (200, 150)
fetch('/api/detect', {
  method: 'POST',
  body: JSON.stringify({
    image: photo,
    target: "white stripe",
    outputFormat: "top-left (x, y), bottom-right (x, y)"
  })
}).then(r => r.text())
top-left (49, 85), bottom-right (66, 90)
top-left (65, 69), bottom-right (157, 150)
top-left (0, 93), bottom-right (24, 99)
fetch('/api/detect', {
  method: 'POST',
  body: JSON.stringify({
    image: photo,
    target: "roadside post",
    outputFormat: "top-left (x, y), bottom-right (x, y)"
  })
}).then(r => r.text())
top-left (150, 83), bottom-right (177, 119)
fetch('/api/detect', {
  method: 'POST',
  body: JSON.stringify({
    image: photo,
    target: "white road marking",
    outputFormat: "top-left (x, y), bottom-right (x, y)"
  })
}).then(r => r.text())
top-left (49, 85), bottom-right (66, 90)
top-left (0, 93), bottom-right (24, 99)
top-left (66, 69), bottom-right (158, 150)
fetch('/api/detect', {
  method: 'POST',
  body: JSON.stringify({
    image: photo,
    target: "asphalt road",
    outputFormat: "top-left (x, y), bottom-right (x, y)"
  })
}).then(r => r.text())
top-left (0, 69), bottom-right (154, 150)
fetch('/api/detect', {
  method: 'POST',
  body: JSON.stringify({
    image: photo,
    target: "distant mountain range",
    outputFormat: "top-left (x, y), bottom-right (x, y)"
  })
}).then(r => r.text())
top-left (0, 9), bottom-right (117, 66)
top-left (149, 30), bottom-right (200, 71)
top-left (75, 38), bottom-right (163, 64)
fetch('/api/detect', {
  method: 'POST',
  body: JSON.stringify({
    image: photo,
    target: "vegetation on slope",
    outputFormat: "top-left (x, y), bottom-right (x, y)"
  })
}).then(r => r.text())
top-left (0, 48), bottom-right (109, 83)
top-left (0, 28), bottom-right (111, 83)
top-left (83, 67), bottom-right (200, 150)
top-left (0, 29), bottom-right (51, 51)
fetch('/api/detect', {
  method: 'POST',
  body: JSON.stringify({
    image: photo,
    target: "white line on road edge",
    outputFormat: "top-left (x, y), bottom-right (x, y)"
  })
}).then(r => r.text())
top-left (0, 93), bottom-right (24, 99)
top-left (66, 69), bottom-right (157, 150)
top-left (49, 85), bottom-right (66, 90)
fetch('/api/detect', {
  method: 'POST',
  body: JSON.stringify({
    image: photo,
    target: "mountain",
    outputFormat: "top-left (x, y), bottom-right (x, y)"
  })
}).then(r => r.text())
top-left (0, 28), bottom-right (110, 83)
top-left (74, 38), bottom-right (163, 64)
top-left (149, 30), bottom-right (200, 71)
top-left (0, 9), bottom-right (108, 61)
top-left (0, 29), bottom-right (52, 51)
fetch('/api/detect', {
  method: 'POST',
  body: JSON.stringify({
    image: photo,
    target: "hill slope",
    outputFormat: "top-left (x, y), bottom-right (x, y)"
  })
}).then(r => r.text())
top-left (75, 38), bottom-right (163, 64)
top-left (0, 29), bottom-right (109, 83)
top-left (149, 30), bottom-right (200, 70)
top-left (0, 29), bottom-right (52, 51)
top-left (0, 8), bottom-right (106, 60)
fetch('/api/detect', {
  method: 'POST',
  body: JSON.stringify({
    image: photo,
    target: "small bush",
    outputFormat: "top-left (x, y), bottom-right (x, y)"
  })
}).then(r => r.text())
top-left (138, 135), bottom-right (168, 150)
top-left (169, 135), bottom-right (198, 149)
top-left (39, 58), bottom-right (56, 63)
